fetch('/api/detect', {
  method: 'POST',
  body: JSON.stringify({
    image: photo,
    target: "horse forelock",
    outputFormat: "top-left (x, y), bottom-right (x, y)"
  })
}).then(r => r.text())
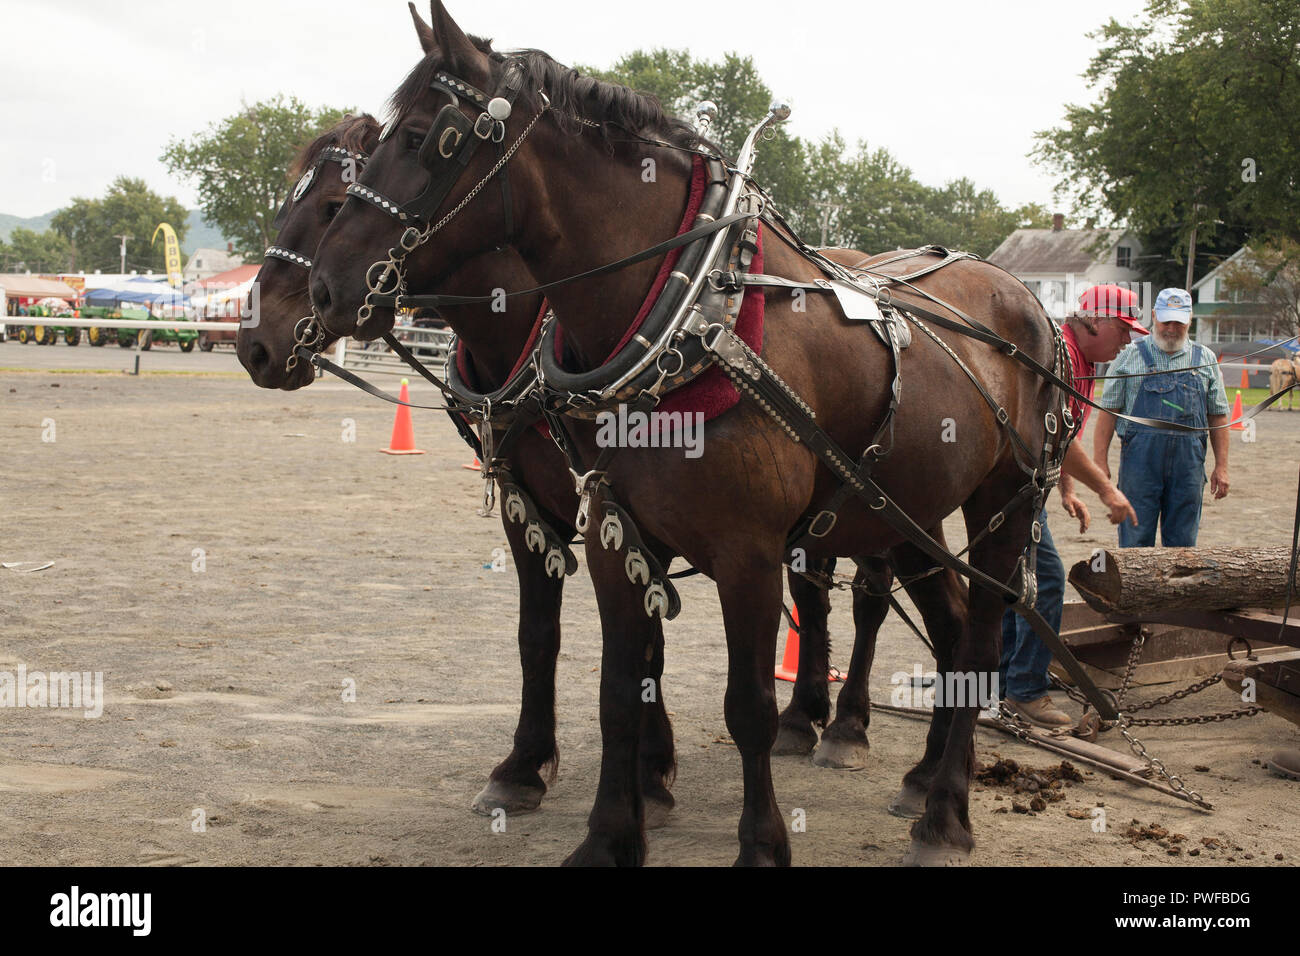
top-left (289, 114), bottom-right (381, 179)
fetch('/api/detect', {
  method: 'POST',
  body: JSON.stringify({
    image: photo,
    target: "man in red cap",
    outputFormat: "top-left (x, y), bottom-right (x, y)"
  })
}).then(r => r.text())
top-left (999, 284), bottom-right (1141, 729)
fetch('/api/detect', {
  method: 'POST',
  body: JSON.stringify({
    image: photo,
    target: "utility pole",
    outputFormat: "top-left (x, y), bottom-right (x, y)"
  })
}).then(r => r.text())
top-left (1184, 204), bottom-right (1199, 292)
top-left (812, 201), bottom-right (843, 248)
top-left (114, 234), bottom-right (133, 274)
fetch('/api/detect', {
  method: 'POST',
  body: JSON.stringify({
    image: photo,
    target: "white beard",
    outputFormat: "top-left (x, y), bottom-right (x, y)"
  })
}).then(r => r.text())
top-left (1156, 326), bottom-right (1189, 353)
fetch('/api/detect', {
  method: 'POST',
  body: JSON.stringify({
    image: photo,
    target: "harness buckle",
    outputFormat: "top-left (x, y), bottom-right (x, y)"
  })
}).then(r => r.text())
top-left (708, 269), bottom-right (741, 293)
top-left (1045, 412), bottom-right (1058, 435)
top-left (807, 510), bottom-right (837, 537)
top-left (399, 227), bottom-right (423, 252)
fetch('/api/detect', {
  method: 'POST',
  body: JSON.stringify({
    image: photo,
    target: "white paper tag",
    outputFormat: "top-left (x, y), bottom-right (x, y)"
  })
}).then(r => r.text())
top-left (829, 280), bottom-right (882, 322)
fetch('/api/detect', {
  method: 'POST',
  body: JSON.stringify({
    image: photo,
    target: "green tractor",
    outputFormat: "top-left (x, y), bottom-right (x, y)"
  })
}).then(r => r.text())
top-left (79, 290), bottom-right (198, 351)
top-left (12, 305), bottom-right (74, 345)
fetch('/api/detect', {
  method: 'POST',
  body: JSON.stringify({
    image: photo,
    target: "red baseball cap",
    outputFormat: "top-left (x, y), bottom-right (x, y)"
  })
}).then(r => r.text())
top-left (1075, 284), bottom-right (1149, 335)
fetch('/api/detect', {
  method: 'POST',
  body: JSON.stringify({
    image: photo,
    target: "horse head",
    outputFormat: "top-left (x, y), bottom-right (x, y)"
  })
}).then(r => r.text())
top-left (238, 113), bottom-right (379, 389)
top-left (310, 1), bottom-right (536, 341)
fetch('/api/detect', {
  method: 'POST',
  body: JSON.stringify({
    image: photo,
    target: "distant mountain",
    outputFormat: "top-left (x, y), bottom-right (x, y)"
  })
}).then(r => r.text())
top-left (0, 209), bottom-right (232, 257)
top-left (0, 211), bottom-right (54, 240)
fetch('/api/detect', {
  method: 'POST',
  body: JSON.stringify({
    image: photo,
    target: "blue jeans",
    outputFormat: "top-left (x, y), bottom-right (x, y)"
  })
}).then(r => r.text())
top-left (999, 509), bottom-right (1065, 703)
top-left (1117, 431), bottom-right (1207, 547)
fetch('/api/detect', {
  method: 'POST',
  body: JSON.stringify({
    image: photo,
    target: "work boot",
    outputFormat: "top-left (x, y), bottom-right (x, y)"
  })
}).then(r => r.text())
top-left (1002, 695), bottom-right (1073, 730)
top-left (1265, 748), bottom-right (1300, 781)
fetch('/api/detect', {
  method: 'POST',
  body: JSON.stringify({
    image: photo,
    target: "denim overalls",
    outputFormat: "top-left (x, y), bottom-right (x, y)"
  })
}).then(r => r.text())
top-left (1117, 339), bottom-right (1208, 547)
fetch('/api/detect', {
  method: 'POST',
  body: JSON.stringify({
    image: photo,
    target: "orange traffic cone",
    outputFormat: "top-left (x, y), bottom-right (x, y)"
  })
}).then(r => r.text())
top-left (381, 379), bottom-right (426, 454)
top-left (1240, 367), bottom-right (1250, 389)
top-left (775, 605), bottom-right (846, 683)
top-left (776, 606), bottom-right (801, 682)
top-left (462, 457), bottom-right (481, 471)
top-left (1230, 390), bottom-right (1244, 431)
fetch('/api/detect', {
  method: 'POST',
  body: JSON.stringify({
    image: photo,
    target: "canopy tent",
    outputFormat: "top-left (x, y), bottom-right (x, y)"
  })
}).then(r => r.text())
top-left (192, 264), bottom-right (258, 317)
top-left (0, 274), bottom-right (81, 300)
top-left (83, 286), bottom-right (191, 308)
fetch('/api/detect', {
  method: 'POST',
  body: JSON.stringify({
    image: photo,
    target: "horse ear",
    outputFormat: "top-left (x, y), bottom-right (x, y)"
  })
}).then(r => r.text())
top-left (409, 2), bottom-right (436, 54)
top-left (428, 0), bottom-right (480, 72)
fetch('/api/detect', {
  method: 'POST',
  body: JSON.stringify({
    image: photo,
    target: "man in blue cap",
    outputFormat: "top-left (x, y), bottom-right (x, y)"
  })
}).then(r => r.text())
top-left (1092, 287), bottom-right (1231, 547)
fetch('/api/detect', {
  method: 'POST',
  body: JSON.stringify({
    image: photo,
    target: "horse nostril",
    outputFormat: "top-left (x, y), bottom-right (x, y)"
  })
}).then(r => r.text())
top-left (311, 276), bottom-right (331, 313)
top-left (249, 341), bottom-right (269, 373)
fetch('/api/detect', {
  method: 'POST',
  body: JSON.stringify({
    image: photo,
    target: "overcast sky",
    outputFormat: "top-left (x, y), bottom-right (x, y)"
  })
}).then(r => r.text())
top-left (2, 0), bottom-right (1147, 220)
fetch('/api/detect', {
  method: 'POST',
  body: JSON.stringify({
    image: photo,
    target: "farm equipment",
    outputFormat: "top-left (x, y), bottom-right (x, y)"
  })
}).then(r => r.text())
top-left (9, 304), bottom-right (77, 345)
top-left (80, 287), bottom-right (198, 350)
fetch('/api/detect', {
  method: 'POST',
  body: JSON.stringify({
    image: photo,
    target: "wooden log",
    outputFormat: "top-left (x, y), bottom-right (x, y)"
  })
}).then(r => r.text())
top-left (1068, 547), bottom-right (1300, 615)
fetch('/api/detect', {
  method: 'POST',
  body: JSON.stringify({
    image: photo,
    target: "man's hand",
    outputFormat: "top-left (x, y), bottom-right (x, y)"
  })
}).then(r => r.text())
top-left (1061, 490), bottom-right (1091, 533)
top-left (1210, 464), bottom-right (1230, 499)
top-left (1100, 486), bottom-right (1139, 526)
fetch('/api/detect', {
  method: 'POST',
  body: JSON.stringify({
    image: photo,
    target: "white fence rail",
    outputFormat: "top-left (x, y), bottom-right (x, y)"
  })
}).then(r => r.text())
top-left (4, 319), bottom-right (241, 331)
top-left (336, 325), bottom-right (454, 377)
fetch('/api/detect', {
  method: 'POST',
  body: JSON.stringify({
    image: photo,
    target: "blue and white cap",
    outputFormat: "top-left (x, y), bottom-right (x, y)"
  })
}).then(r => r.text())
top-left (1154, 287), bottom-right (1193, 325)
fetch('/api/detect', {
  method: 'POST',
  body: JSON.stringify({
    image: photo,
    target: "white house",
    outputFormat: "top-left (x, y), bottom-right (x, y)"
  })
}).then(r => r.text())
top-left (184, 245), bottom-right (245, 283)
top-left (1190, 247), bottom-right (1279, 344)
top-left (987, 216), bottom-right (1146, 319)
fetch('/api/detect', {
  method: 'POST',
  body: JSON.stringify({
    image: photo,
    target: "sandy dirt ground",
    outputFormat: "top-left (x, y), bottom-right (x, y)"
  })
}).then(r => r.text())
top-left (1, 341), bottom-right (1298, 866)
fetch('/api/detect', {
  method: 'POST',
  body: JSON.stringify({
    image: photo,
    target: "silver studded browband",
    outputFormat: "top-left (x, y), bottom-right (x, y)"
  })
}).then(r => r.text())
top-left (264, 246), bottom-right (313, 269)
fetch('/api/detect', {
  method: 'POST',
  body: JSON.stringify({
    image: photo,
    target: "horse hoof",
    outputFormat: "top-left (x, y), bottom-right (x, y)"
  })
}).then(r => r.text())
top-left (470, 779), bottom-right (544, 816)
top-left (887, 785), bottom-right (927, 819)
top-left (902, 839), bottom-right (971, 867)
top-left (811, 736), bottom-right (870, 770)
top-left (643, 794), bottom-right (674, 830)
top-left (772, 723), bottom-right (818, 756)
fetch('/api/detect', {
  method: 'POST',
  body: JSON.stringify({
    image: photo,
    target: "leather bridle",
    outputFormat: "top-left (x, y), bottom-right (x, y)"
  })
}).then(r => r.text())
top-left (264, 145), bottom-right (369, 272)
top-left (262, 143), bottom-right (370, 374)
top-left (341, 58), bottom-right (539, 333)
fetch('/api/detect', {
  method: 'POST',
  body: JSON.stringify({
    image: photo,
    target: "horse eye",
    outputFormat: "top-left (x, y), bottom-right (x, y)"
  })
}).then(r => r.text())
top-left (325, 201), bottom-right (343, 220)
top-left (405, 130), bottom-right (425, 151)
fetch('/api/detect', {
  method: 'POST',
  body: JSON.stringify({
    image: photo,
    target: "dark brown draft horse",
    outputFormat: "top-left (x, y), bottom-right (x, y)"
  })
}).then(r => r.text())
top-left (233, 61), bottom-right (915, 825)
top-left (311, 2), bottom-right (1056, 865)
top-left (236, 109), bottom-right (676, 823)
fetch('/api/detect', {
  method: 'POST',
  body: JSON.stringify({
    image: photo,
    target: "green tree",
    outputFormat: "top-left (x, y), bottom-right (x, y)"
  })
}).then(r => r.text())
top-left (161, 96), bottom-right (351, 258)
top-left (1034, 0), bottom-right (1300, 283)
top-left (50, 177), bottom-right (189, 273)
top-left (585, 48), bottom-right (1030, 256)
top-left (0, 228), bottom-right (71, 273)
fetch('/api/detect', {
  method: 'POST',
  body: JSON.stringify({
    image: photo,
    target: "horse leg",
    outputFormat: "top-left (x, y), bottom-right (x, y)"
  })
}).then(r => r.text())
top-left (471, 509), bottom-right (565, 815)
top-left (716, 557), bottom-right (791, 866)
top-left (887, 542), bottom-right (969, 818)
top-left (563, 518), bottom-right (662, 866)
top-left (811, 556), bottom-right (890, 770)
top-left (905, 494), bottom-right (1023, 866)
top-left (774, 559), bottom-right (834, 756)
top-left (638, 620), bottom-right (676, 829)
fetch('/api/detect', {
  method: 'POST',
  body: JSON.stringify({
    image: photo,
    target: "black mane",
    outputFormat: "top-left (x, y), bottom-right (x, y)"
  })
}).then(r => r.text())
top-left (386, 37), bottom-right (700, 150)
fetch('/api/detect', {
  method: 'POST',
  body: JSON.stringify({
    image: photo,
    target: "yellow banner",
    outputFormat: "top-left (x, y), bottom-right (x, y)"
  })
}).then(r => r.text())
top-left (151, 223), bottom-right (184, 288)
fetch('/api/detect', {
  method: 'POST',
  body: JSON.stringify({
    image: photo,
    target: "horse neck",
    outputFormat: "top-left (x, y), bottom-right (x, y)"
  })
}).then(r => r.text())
top-left (437, 261), bottom-right (540, 389)
top-left (516, 136), bottom-right (693, 370)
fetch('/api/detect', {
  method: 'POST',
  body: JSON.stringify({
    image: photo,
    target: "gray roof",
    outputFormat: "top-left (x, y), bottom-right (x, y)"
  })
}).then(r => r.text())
top-left (987, 228), bottom-right (1127, 274)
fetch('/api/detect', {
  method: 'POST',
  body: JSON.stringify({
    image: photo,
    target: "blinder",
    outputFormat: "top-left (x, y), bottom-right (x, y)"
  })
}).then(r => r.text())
top-left (349, 63), bottom-right (524, 229)
top-left (265, 145), bottom-right (368, 268)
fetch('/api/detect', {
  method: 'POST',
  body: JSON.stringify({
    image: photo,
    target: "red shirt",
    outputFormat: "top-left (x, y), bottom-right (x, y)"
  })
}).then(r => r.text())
top-left (1061, 323), bottom-right (1094, 432)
